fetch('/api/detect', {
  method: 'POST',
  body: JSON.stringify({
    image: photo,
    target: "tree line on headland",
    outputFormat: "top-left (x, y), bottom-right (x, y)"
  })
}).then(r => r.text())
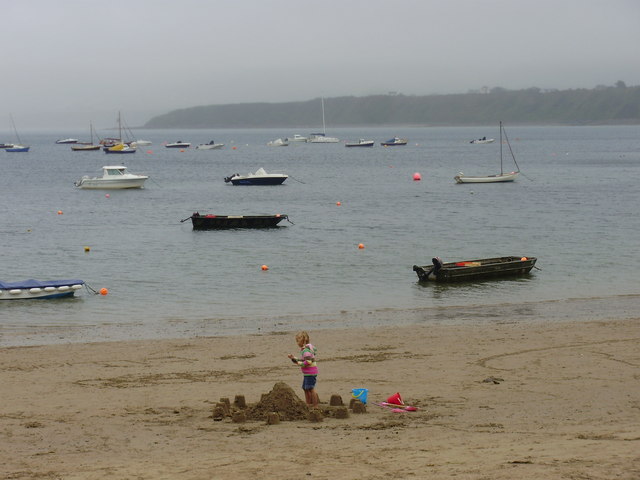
top-left (143, 82), bottom-right (640, 128)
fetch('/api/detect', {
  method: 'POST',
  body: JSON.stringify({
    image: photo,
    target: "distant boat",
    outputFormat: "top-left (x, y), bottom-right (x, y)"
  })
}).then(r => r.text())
top-left (267, 138), bottom-right (288, 147)
top-left (182, 212), bottom-right (290, 230)
top-left (196, 140), bottom-right (224, 150)
top-left (307, 97), bottom-right (339, 143)
top-left (6, 114), bottom-right (29, 152)
top-left (71, 121), bottom-right (101, 151)
top-left (345, 139), bottom-right (374, 147)
top-left (75, 165), bottom-right (148, 189)
top-left (454, 121), bottom-right (520, 184)
top-left (101, 112), bottom-right (137, 153)
top-left (56, 138), bottom-right (79, 144)
top-left (224, 167), bottom-right (288, 185)
top-left (381, 137), bottom-right (408, 146)
top-left (166, 141), bottom-right (191, 148)
top-left (285, 134), bottom-right (307, 143)
top-left (470, 137), bottom-right (495, 144)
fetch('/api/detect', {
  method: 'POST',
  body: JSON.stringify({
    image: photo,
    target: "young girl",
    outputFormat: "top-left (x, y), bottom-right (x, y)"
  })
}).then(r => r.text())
top-left (288, 331), bottom-right (319, 408)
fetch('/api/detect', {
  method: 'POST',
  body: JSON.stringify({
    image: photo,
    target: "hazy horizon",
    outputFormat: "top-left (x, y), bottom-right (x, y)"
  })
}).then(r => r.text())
top-left (2, 0), bottom-right (639, 131)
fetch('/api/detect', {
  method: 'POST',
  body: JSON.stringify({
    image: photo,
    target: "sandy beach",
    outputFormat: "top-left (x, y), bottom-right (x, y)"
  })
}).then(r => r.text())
top-left (1, 317), bottom-right (639, 479)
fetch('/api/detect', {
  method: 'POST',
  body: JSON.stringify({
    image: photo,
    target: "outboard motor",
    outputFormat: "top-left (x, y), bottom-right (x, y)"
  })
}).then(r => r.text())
top-left (224, 173), bottom-right (239, 183)
top-left (432, 257), bottom-right (443, 274)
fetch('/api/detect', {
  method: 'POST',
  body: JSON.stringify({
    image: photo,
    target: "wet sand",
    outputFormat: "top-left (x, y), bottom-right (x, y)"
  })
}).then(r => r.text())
top-left (1, 317), bottom-right (639, 479)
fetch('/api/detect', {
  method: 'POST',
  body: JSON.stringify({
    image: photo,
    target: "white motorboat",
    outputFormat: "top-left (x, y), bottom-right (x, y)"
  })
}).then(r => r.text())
top-left (131, 139), bottom-right (152, 146)
top-left (345, 139), bottom-right (374, 147)
top-left (285, 134), bottom-right (308, 142)
top-left (0, 279), bottom-right (84, 300)
top-left (224, 167), bottom-right (288, 185)
top-left (166, 141), bottom-right (191, 148)
top-left (56, 138), bottom-right (79, 144)
top-left (455, 122), bottom-right (520, 184)
top-left (267, 138), bottom-right (289, 147)
top-left (196, 141), bottom-right (224, 150)
top-left (75, 165), bottom-right (149, 189)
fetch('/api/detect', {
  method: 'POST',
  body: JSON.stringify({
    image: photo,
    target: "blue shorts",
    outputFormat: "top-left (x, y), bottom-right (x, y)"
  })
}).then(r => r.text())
top-left (302, 375), bottom-right (317, 390)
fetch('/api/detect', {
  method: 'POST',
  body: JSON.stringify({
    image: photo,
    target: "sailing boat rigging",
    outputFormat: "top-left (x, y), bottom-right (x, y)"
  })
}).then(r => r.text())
top-left (307, 97), bottom-right (339, 143)
top-left (454, 121), bottom-right (520, 183)
top-left (102, 112), bottom-right (136, 154)
top-left (71, 121), bottom-right (101, 151)
top-left (6, 114), bottom-right (30, 152)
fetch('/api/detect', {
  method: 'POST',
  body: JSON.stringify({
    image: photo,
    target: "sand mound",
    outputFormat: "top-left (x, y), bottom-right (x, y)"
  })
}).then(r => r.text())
top-left (247, 382), bottom-right (309, 421)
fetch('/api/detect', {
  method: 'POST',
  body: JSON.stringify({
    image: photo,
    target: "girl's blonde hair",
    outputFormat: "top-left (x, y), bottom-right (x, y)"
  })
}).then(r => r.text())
top-left (295, 331), bottom-right (310, 345)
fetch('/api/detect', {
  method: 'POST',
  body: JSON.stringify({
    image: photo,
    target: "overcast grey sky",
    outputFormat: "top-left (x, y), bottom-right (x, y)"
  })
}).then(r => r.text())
top-left (2, 0), bottom-right (640, 129)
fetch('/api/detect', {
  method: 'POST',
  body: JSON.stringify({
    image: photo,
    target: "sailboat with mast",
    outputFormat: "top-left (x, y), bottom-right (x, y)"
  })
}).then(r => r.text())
top-left (71, 121), bottom-right (101, 151)
top-left (102, 112), bottom-right (136, 154)
top-left (307, 97), bottom-right (339, 143)
top-left (454, 121), bottom-right (520, 183)
top-left (6, 114), bottom-right (30, 152)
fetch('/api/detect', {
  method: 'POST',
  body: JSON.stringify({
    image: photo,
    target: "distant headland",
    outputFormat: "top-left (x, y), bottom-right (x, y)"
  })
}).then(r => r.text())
top-left (144, 82), bottom-right (640, 129)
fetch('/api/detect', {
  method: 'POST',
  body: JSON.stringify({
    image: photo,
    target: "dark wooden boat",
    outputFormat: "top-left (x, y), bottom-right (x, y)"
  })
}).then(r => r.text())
top-left (413, 256), bottom-right (537, 282)
top-left (182, 212), bottom-right (289, 230)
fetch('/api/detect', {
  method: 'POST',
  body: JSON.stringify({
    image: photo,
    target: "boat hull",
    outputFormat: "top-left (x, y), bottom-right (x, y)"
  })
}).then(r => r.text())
top-left (188, 214), bottom-right (288, 230)
top-left (454, 172), bottom-right (519, 183)
top-left (345, 141), bottom-right (374, 147)
top-left (6, 146), bottom-right (30, 152)
top-left (0, 279), bottom-right (84, 300)
top-left (196, 144), bottom-right (224, 150)
top-left (230, 176), bottom-right (287, 185)
top-left (76, 178), bottom-right (148, 189)
top-left (413, 256), bottom-right (536, 282)
top-left (71, 145), bottom-right (101, 151)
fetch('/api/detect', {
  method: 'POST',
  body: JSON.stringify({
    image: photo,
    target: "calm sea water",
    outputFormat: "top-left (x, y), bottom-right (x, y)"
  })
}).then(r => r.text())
top-left (1, 125), bottom-right (639, 346)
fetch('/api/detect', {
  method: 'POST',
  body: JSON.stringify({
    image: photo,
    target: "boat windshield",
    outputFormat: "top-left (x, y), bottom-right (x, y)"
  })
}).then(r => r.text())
top-left (106, 168), bottom-right (126, 176)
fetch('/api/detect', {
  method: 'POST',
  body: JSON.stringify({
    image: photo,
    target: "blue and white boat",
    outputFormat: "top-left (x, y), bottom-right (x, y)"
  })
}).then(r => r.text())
top-left (0, 279), bottom-right (85, 300)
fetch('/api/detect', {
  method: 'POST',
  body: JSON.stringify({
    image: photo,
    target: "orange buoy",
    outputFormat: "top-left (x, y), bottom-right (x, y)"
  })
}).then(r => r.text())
top-left (261, 265), bottom-right (269, 271)
top-left (336, 201), bottom-right (341, 206)
top-left (57, 210), bottom-right (63, 215)
top-left (105, 193), bottom-right (110, 198)
top-left (358, 243), bottom-right (365, 249)
top-left (99, 288), bottom-right (108, 296)
top-left (521, 257), bottom-right (528, 261)
top-left (232, 146), bottom-right (237, 150)
top-left (413, 172), bottom-right (422, 181)
top-left (146, 150), bottom-right (153, 154)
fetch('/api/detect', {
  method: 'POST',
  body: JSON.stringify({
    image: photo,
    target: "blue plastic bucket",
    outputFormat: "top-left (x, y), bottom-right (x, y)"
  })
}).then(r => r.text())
top-left (352, 388), bottom-right (368, 404)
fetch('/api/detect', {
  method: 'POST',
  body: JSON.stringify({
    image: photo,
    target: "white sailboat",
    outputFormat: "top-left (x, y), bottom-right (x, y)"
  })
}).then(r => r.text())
top-left (307, 97), bottom-right (339, 143)
top-left (6, 114), bottom-right (30, 152)
top-left (454, 122), bottom-right (520, 184)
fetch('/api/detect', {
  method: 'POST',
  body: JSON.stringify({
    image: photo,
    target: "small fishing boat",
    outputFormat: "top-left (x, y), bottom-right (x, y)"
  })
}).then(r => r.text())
top-left (413, 256), bottom-right (537, 282)
top-left (182, 212), bottom-right (289, 230)
top-left (56, 138), bottom-right (79, 144)
top-left (381, 137), bottom-right (408, 146)
top-left (166, 141), bottom-right (191, 148)
top-left (469, 137), bottom-right (495, 144)
top-left (0, 279), bottom-right (84, 300)
top-left (224, 167), bottom-right (288, 185)
top-left (196, 140), bottom-right (224, 150)
top-left (345, 139), bottom-right (374, 147)
top-left (75, 165), bottom-right (148, 189)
